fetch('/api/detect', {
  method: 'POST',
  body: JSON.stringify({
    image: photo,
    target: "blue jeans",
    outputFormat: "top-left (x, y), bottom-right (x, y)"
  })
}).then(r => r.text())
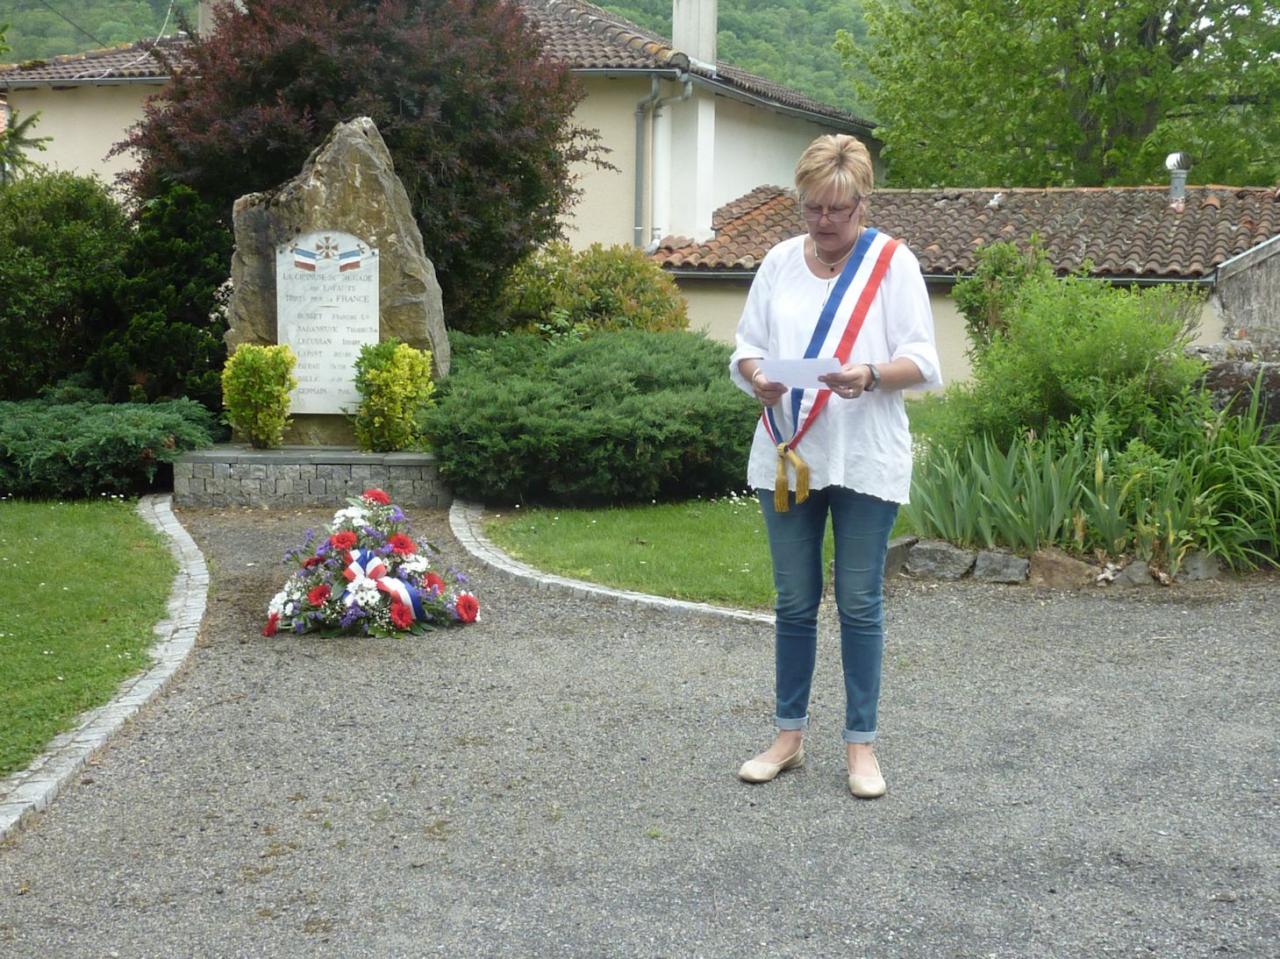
top-left (757, 486), bottom-right (898, 744)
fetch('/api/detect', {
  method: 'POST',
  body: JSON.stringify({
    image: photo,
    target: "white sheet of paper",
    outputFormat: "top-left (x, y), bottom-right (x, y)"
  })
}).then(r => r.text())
top-left (759, 358), bottom-right (842, 390)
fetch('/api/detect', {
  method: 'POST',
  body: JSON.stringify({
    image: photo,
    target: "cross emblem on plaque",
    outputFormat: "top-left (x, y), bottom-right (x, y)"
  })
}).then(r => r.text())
top-left (316, 236), bottom-right (339, 259)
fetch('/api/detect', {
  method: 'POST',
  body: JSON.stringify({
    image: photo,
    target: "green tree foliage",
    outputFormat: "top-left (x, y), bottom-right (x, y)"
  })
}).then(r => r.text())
top-left (600, 1), bottom-right (873, 118)
top-left (117, 0), bottom-right (599, 329)
top-left (87, 182), bottom-right (233, 408)
top-left (0, 108), bottom-right (50, 183)
top-left (840, 0), bottom-right (1280, 186)
top-left (0, 172), bottom-right (131, 400)
top-left (0, 1), bottom-right (196, 62)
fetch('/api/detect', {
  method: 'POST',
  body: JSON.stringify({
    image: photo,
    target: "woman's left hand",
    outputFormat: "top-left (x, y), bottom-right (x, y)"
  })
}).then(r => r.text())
top-left (819, 362), bottom-right (873, 399)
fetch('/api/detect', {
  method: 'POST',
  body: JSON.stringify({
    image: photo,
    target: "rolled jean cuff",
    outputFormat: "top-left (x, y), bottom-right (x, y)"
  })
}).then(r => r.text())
top-left (843, 728), bottom-right (876, 744)
top-left (776, 715), bottom-right (809, 732)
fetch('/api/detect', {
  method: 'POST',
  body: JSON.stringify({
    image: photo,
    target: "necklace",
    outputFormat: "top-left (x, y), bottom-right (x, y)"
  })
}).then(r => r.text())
top-left (810, 238), bottom-right (855, 274)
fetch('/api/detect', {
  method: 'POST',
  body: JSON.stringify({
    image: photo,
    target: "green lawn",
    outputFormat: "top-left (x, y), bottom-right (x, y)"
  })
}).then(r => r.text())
top-left (0, 498), bottom-right (175, 777)
top-left (484, 397), bottom-right (941, 608)
top-left (485, 491), bottom-right (789, 610)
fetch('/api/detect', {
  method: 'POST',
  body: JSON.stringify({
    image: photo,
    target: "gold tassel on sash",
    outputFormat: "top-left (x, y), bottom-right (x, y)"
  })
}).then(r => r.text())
top-left (774, 443), bottom-right (811, 513)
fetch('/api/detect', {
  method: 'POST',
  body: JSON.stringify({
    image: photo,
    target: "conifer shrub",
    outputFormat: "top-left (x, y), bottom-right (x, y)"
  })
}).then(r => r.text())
top-left (0, 172), bottom-right (131, 399)
top-left (494, 242), bottom-right (689, 336)
top-left (352, 340), bottom-right (436, 452)
top-left (117, 0), bottom-right (600, 329)
top-left (221, 345), bottom-right (298, 449)
top-left (421, 331), bottom-right (756, 504)
top-left (87, 183), bottom-right (233, 409)
top-left (0, 399), bottom-right (215, 497)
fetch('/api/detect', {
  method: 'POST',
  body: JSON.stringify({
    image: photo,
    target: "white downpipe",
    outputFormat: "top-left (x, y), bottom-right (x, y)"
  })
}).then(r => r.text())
top-left (633, 76), bottom-right (663, 248)
top-left (649, 74), bottom-right (693, 249)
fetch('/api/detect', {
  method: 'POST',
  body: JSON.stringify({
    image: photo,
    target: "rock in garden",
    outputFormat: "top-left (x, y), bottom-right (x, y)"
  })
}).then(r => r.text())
top-left (884, 535), bottom-right (919, 577)
top-left (1116, 559), bottom-right (1154, 587)
top-left (1176, 551), bottom-right (1222, 583)
top-left (973, 550), bottom-right (1029, 584)
top-left (1027, 547), bottom-right (1095, 589)
top-left (905, 540), bottom-right (976, 580)
top-left (225, 116), bottom-right (450, 379)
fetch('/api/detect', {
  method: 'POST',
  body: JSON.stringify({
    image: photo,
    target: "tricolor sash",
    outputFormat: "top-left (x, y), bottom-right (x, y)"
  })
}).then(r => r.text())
top-left (762, 229), bottom-right (900, 512)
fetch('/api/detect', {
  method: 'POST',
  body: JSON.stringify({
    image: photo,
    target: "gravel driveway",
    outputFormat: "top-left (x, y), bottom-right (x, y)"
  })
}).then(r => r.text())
top-left (0, 506), bottom-right (1276, 958)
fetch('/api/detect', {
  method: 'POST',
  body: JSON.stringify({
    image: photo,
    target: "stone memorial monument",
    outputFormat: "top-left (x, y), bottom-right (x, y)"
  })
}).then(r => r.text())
top-left (225, 116), bottom-right (449, 445)
top-left (277, 230), bottom-right (381, 415)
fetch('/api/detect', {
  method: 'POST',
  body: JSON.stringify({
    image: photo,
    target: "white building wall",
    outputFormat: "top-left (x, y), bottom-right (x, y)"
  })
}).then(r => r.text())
top-left (713, 96), bottom-right (869, 209)
top-left (560, 76), bottom-right (648, 250)
top-left (6, 84), bottom-right (155, 188)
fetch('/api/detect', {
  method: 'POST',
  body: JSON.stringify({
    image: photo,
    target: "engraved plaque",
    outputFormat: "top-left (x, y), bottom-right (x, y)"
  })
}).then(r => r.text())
top-left (276, 230), bottom-right (380, 415)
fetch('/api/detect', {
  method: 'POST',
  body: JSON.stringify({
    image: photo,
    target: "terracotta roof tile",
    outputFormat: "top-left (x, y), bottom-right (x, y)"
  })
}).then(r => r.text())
top-left (654, 185), bottom-right (1280, 280)
top-left (0, 36), bottom-right (192, 85)
top-left (1, 1), bottom-right (869, 129)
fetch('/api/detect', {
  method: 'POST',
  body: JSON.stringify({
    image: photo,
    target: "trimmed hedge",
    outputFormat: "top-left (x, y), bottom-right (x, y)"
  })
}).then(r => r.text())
top-left (0, 399), bottom-right (216, 497)
top-left (422, 331), bottom-right (757, 504)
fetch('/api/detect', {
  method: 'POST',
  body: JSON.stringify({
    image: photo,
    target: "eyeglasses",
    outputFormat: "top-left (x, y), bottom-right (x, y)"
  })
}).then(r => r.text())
top-left (800, 199), bottom-right (861, 223)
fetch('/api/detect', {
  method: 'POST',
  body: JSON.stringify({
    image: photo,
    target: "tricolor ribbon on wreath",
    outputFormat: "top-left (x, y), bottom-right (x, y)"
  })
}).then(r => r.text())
top-left (762, 228), bottom-right (899, 513)
top-left (341, 549), bottom-right (427, 621)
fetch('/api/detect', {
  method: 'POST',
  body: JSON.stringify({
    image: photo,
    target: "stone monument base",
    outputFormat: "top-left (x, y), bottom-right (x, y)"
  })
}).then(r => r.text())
top-left (173, 446), bottom-right (450, 509)
top-left (282, 415), bottom-right (358, 447)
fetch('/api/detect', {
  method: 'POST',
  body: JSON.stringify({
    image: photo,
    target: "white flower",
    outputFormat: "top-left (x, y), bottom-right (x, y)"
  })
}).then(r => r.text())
top-left (284, 601), bottom-right (296, 616)
top-left (330, 506), bottom-right (369, 528)
top-left (399, 555), bottom-right (429, 574)
top-left (351, 581), bottom-right (381, 607)
top-left (268, 591), bottom-right (287, 615)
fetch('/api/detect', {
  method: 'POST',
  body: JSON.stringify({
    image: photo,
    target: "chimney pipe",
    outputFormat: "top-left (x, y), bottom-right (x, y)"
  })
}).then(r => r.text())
top-left (1165, 151), bottom-right (1191, 201)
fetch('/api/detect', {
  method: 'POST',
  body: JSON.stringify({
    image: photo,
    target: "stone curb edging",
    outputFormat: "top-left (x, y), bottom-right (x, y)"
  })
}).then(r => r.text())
top-left (0, 495), bottom-right (209, 841)
top-left (447, 500), bottom-right (775, 627)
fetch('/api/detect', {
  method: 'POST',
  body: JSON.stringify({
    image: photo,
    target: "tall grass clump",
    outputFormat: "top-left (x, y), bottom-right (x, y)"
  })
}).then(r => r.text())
top-left (909, 242), bottom-right (1278, 572)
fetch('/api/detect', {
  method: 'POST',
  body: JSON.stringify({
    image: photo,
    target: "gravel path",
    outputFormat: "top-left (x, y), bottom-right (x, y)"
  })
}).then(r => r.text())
top-left (0, 505), bottom-right (1276, 958)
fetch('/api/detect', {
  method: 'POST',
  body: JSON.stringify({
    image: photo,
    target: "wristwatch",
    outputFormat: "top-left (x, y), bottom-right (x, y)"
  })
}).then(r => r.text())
top-left (865, 363), bottom-right (881, 392)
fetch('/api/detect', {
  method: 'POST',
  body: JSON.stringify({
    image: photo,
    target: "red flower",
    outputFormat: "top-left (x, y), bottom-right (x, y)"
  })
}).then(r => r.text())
top-left (424, 572), bottom-right (445, 594)
top-left (307, 584), bottom-right (331, 607)
top-left (390, 601), bottom-right (414, 630)
top-left (389, 533), bottom-right (416, 555)
top-left (330, 531), bottom-right (357, 551)
top-left (362, 488), bottom-right (391, 505)
top-left (302, 555), bottom-right (324, 569)
top-left (262, 612), bottom-right (279, 637)
top-left (455, 592), bottom-right (479, 623)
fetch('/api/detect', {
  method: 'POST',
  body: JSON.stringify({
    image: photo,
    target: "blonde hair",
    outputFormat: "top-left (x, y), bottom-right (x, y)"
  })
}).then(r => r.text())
top-left (794, 134), bottom-right (873, 208)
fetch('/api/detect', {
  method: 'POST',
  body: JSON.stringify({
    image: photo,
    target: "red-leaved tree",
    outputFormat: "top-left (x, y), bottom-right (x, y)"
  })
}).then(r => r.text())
top-left (116, 0), bottom-right (600, 329)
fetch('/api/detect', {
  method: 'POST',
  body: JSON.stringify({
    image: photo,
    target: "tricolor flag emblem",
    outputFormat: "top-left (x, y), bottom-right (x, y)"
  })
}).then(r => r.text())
top-left (293, 246), bottom-right (318, 272)
top-left (338, 247), bottom-right (363, 272)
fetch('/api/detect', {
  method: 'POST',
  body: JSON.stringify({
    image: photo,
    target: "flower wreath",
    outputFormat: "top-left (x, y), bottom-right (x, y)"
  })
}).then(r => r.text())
top-left (263, 488), bottom-right (479, 637)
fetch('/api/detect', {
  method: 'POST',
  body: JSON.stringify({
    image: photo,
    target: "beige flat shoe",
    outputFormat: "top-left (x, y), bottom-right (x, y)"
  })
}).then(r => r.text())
top-left (848, 751), bottom-right (887, 799)
top-left (737, 748), bottom-right (804, 783)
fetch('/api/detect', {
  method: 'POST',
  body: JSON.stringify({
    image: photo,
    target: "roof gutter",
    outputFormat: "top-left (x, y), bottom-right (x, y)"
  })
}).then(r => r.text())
top-left (662, 268), bottom-right (758, 280)
top-left (686, 72), bottom-right (874, 137)
top-left (921, 272), bottom-right (1216, 288)
top-left (0, 76), bottom-right (171, 89)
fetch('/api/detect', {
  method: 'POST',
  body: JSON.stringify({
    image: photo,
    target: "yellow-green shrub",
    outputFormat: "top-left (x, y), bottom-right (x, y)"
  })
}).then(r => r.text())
top-left (352, 339), bottom-right (435, 452)
top-left (495, 242), bottom-right (688, 336)
top-left (221, 344), bottom-right (297, 448)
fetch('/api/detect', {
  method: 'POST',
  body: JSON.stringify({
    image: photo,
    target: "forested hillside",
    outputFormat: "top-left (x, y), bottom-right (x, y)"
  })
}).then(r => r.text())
top-left (602, 1), bottom-right (873, 119)
top-left (1, 0), bottom-right (196, 62)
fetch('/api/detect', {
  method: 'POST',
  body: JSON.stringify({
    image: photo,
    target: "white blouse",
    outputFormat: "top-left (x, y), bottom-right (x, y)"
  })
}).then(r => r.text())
top-left (729, 233), bottom-right (943, 504)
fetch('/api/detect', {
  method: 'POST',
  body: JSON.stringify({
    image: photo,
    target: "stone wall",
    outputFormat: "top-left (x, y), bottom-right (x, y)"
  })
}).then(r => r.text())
top-left (1214, 236), bottom-right (1280, 353)
top-left (173, 447), bottom-right (450, 508)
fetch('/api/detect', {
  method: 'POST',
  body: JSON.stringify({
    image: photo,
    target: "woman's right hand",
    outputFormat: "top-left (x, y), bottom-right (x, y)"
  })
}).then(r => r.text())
top-left (751, 368), bottom-right (787, 407)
